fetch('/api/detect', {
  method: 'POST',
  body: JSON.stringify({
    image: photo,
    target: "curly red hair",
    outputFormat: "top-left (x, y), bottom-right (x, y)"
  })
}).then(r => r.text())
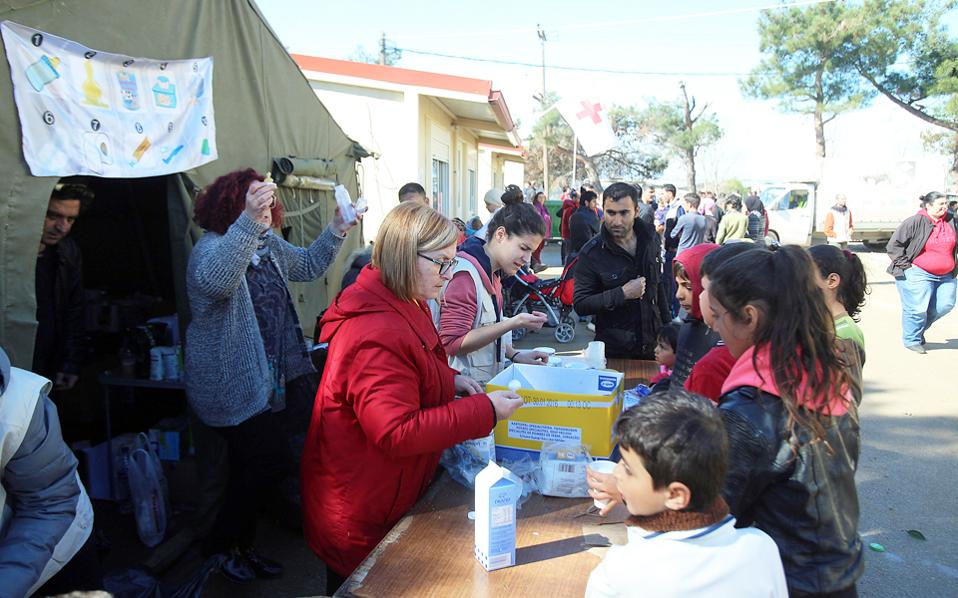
top-left (193, 168), bottom-right (284, 234)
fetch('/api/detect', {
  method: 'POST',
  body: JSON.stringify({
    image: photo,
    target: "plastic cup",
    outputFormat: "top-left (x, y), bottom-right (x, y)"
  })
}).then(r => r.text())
top-left (533, 346), bottom-right (557, 356)
top-left (585, 341), bottom-right (606, 369)
top-left (589, 459), bottom-right (617, 509)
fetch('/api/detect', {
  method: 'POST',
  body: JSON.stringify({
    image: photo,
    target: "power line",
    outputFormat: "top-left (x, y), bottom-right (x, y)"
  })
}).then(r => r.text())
top-left (389, 0), bottom-right (839, 41)
top-left (398, 47), bottom-right (753, 77)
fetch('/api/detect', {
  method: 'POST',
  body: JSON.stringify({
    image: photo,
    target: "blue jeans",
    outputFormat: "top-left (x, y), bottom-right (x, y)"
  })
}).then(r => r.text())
top-left (895, 265), bottom-right (957, 346)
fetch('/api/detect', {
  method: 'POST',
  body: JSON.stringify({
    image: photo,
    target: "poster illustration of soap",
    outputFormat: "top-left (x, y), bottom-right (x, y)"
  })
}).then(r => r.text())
top-left (1, 20), bottom-right (217, 177)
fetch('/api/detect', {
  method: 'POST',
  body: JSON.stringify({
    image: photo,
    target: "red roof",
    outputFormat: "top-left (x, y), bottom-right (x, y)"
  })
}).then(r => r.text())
top-left (292, 54), bottom-right (492, 97)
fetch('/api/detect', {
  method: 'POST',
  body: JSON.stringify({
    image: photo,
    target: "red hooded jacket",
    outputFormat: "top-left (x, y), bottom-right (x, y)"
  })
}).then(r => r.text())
top-left (301, 266), bottom-right (495, 577)
top-left (673, 243), bottom-right (717, 321)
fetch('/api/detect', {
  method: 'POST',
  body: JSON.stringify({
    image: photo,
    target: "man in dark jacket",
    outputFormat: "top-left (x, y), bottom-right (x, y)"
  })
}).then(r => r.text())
top-left (567, 189), bottom-right (601, 263)
top-left (573, 182), bottom-right (670, 359)
top-left (34, 183), bottom-right (91, 391)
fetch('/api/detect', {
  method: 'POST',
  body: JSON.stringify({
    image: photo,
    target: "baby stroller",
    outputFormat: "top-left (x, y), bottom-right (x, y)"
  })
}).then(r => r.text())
top-left (504, 259), bottom-right (578, 343)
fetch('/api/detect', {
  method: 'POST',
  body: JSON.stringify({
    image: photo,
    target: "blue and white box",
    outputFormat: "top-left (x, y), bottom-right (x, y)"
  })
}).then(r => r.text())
top-left (474, 460), bottom-right (522, 571)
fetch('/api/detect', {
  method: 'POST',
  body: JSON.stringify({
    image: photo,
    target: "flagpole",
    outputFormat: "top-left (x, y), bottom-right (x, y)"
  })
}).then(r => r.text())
top-left (572, 130), bottom-right (577, 189)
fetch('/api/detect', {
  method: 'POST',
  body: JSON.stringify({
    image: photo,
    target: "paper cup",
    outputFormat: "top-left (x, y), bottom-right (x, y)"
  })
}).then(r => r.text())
top-left (533, 346), bottom-right (557, 356)
top-left (589, 459), bottom-right (617, 509)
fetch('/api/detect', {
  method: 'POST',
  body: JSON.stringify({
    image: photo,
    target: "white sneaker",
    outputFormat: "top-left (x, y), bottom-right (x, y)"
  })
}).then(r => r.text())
top-left (587, 322), bottom-right (596, 332)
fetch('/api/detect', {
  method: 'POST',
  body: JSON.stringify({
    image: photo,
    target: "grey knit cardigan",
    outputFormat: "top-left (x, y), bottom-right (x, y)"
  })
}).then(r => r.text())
top-left (184, 211), bottom-right (344, 427)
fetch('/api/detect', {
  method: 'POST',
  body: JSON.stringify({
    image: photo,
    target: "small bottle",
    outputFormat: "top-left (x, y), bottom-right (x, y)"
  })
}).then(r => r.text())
top-left (119, 346), bottom-right (136, 378)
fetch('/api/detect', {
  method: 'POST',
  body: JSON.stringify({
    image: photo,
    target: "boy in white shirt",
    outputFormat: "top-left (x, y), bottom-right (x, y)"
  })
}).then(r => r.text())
top-left (585, 390), bottom-right (787, 598)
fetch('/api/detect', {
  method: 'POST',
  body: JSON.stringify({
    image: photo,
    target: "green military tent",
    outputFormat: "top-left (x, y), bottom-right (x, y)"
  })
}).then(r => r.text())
top-left (0, 0), bottom-right (365, 368)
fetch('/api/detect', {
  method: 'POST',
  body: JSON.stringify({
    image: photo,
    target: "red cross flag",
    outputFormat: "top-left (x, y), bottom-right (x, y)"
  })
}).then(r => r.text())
top-left (557, 98), bottom-right (617, 156)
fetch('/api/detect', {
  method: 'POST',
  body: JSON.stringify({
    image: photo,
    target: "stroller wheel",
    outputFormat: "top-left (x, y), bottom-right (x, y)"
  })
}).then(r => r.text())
top-left (513, 327), bottom-right (527, 342)
top-left (555, 322), bottom-right (575, 344)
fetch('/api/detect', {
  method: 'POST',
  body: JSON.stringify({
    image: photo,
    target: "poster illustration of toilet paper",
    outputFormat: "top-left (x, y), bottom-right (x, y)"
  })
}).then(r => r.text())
top-left (1, 20), bottom-right (217, 178)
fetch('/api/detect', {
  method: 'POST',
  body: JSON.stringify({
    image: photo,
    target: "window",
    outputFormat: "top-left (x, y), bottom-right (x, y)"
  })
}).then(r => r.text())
top-left (468, 169), bottom-right (477, 208)
top-left (432, 158), bottom-right (450, 216)
top-left (789, 190), bottom-right (809, 210)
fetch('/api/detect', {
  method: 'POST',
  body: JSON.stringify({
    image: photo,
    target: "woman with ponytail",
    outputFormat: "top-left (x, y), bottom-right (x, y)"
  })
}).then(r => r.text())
top-left (708, 245), bottom-right (863, 598)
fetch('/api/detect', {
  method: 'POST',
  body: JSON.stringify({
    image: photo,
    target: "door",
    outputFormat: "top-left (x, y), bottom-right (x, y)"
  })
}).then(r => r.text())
top-left (762, 184), bottom-right (814, 245)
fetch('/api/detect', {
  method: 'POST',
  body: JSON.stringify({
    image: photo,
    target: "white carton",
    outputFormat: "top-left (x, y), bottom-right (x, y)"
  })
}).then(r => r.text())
top-left (474, 461), bottom-right (522, 571)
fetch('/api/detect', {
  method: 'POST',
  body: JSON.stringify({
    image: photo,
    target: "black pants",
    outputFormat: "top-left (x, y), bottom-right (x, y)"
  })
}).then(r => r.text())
top-left (35, 532), bottom-right (103, 595)
top-left (203, 408), bottom-right (293, 555)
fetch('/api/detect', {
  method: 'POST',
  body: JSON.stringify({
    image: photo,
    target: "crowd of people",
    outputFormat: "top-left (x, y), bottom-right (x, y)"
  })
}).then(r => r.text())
top-left (6, 166), bottom-right (957, 598)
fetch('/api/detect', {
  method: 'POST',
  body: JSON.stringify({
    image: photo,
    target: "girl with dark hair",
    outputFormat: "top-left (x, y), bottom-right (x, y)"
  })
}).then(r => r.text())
top-left (886, 191), bottom-right (958, 353)
top-left (438, 203), bottom-right (551, 384)
top-left (709, 245), bottom-right (862, 597)
top-left (808, 245), bottom-right (868, 354)
top-left (743, 195), bottom-right (767, 243)
top-left (185, 168), bottom-right (357, 583)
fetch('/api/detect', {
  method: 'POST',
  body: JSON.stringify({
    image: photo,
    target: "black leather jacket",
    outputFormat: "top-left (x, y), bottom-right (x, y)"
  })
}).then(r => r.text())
top-left (720, 387), bottom-right (864, 594)
top-left (33, 237), bottom-right (85, 378)
top-left (572, 219), bottom-right (669, 359)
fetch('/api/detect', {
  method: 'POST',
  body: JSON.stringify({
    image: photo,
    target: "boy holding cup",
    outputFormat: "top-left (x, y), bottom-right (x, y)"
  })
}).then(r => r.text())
top-left (585, 390), bottom-right (786, 597)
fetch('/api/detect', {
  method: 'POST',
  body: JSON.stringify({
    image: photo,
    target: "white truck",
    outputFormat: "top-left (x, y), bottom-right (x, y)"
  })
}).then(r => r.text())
top-left (759, 157), bottom-right (952, 249)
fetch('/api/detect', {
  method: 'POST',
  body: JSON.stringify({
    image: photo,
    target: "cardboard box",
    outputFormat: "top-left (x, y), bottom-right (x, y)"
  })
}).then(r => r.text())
top-left (487, 364), bottom-right (623, 460)
top-left (474, 461), bottom-right (522, 571)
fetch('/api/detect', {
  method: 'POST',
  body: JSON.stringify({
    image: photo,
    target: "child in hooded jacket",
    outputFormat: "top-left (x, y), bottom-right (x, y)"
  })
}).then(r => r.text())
top-left (684, 243), bottom-right (761, 402)
top-left (669, 244), bottom-right (720, 388)
top-left (708, 245), bottom-right (863, 597)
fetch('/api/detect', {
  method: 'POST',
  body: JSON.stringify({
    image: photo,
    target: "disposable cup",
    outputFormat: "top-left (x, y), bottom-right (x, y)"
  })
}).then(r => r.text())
top-left (585, 341), bottom-right (606, 368)
top-left (533, 346), bottom-right (557, 356)
top-left (589, 459), bottom-right (617, 509)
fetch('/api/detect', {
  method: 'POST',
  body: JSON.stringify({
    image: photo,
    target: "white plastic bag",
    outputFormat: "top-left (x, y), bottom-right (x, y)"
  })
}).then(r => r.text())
top-left (536, 441), bottom-right (592, 498)
top-left (127, 433), bottom-right (169, 547)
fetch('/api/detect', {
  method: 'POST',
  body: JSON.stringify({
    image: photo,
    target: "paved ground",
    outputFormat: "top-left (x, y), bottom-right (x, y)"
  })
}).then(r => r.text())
top-left (98, 242), bottom-right (957, 596)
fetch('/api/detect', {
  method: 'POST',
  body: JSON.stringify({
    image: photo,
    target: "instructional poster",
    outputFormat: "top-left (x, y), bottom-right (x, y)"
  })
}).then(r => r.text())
top-left (1, 20), bottom-right (217, 178)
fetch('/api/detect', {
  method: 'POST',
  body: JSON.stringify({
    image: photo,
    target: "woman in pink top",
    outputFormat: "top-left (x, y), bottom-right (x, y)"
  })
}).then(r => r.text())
top-left (886, 191), bottom-right (958, 353)
top-left (531, 191), bottom-right (552, 271)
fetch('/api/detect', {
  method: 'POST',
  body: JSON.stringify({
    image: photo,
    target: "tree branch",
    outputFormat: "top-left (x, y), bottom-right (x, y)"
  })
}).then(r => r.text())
top-left (856, 64), bottom-right (958, 133)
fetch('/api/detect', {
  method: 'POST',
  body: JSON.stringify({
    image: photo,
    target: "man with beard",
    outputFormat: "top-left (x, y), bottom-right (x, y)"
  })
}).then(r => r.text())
top-left (573, 182), bottom-right (670, 359)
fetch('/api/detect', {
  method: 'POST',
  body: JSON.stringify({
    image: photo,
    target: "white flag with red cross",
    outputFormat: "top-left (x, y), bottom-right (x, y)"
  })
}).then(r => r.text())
top-left (557, 98), bottom-right (617, 156)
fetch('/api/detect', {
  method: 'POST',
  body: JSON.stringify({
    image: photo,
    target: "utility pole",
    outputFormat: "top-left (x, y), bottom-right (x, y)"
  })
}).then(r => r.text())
top-left (537, 24), bottom-right (548, 197)
top-left (379, 32), bottom-right (386, 65)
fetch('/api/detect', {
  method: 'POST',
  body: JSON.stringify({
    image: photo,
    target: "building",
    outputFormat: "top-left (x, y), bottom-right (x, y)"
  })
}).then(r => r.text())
top-left (294, 54), bottom-right (524, 238)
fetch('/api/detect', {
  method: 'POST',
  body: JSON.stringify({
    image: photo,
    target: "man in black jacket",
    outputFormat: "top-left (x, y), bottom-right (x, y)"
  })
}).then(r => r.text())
top-left (34, 184), bottom-right (90, 391)
top-left (567, 189), bottom-right (600, 263)
top-left (573, 182), bottom-right (670, 359)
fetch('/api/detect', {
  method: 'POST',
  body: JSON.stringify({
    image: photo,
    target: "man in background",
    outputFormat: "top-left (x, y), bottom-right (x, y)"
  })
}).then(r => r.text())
top-left (34, 183), bottom-right (91, 392)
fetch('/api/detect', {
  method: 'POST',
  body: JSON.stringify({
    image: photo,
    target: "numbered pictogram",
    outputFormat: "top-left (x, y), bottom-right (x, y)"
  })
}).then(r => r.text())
top-left (201, 116), bottom-right (208, 126)
top-left (42, 111), bottom-right (55, 125)
top-left (84, 51), bottom-right (97, 60)
top-left (135, 122), bottom-right (144, 134)
top-left (123, 59), bottom-right (134, 67)
top-left (90, 119), bottom-right (101, 131)
top-left (159, 62), bottom-right (168, 71)
top-left (31, 33), bottom-right (43, 47)
top-left (167, 122), bottom-right (174, 133)
top-left (192, 62), bottom-right (198, 72)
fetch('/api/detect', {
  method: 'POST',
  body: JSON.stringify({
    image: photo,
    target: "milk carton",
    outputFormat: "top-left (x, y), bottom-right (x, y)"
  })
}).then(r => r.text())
top-left (474, 461), bottom-right (522, 571)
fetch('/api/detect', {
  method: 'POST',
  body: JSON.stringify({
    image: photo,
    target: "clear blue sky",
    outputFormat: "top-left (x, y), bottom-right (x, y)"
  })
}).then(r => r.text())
top-left (258, 0), bottom-right (958, 185)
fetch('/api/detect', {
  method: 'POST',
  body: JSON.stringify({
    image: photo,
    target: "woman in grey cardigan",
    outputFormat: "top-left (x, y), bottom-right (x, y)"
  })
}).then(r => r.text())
top-left (185, 168), bottom-right (357, 583)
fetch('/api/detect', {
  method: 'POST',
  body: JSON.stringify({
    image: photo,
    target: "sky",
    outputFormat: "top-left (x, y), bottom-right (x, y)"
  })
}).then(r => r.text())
top-left (257, 0), bottom-right (958, 188)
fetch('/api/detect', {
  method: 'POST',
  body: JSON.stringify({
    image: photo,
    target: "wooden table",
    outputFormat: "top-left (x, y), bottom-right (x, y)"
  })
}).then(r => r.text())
top-left (607, 358), bottom-right (658, 388)
top-left (337, 473), bottom-right (628, 597)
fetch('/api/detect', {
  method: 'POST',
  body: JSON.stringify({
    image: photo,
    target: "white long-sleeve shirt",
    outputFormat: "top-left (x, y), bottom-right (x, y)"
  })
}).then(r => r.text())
top-left (585, 515), bottom-right (787, 598)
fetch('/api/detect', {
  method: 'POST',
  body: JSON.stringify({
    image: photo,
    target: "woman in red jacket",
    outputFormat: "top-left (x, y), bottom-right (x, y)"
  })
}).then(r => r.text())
top-left (301, 201), bottom-right (523, 595)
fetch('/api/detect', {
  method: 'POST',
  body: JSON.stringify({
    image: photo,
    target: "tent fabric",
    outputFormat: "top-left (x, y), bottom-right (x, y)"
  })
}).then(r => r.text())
top-left (0, 0), bottom-right (364, 367)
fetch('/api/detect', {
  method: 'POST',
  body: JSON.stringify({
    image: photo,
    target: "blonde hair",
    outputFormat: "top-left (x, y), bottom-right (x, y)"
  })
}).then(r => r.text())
top-left (372, 202), bottom-right (459, 301)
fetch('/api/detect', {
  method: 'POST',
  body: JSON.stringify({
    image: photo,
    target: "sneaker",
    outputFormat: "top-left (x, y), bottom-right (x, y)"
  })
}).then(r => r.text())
top-left (242, 547), bottom-right (284, 579)
top-left (587, 322), bottom-right (596, 333)
top-left (220, 549), bottom-right (255, 584)
top-left (905, 344), bottom-right (926, 354)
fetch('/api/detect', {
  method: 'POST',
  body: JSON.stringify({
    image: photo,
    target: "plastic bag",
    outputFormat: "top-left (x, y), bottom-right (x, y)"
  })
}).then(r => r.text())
top-left (440, 431), bottom-right (495, 489)
top-left (127, 433), bottom-right (169, 547)
top-left (535, 442), bottom-right (592, 498)
top-left (499, 454), bottom-right (539, 508)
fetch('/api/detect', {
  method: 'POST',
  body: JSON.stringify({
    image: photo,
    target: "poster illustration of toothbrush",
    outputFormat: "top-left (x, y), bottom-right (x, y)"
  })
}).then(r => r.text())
top-left (1, 20), bottom-right (217, 177)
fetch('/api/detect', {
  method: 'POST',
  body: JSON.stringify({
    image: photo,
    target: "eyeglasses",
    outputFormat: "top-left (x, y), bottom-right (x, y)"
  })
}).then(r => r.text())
top-left (418, 253), bottom-right (458, 275)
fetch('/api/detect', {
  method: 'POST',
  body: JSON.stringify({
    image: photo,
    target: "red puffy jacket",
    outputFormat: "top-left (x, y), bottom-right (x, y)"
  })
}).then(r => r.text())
top-left (301, 265), bottom-right (495, 577)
